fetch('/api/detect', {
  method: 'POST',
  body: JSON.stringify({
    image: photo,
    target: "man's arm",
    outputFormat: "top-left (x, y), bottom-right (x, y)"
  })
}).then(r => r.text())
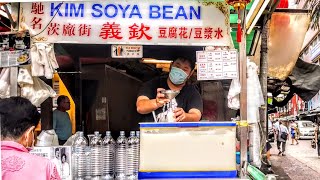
top-left (174, 108), bottom-right (201, 122)
top-left (136, 96), bottom-right (159, 114)
top-left (136, 88), bottom-right (169, 114)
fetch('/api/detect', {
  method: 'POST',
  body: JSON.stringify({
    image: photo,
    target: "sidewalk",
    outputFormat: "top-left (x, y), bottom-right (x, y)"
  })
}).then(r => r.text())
top-left (269, 141), bottom-right (320, 180)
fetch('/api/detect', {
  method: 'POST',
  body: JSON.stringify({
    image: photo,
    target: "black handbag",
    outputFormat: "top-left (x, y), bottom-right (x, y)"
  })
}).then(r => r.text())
top-left (280, 132), bottom-right (288, 140)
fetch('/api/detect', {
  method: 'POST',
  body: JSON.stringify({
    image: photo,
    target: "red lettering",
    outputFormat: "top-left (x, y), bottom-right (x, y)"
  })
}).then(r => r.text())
top-left (179, 27), bottom-right (188, 39)
top-left (31, 3), bottom-right (44, 14)
top-left (158, 27), bottom-right (167, 38)
top-left (47, 23), bottom-right (60, 35)
top-left (31, 17), bottom-right (42, 30)
top-left (214, 28), bottom-right (223, 39)
top-left (99, 22), bottom-right (123, 40)
top-left (78, 24), bottom-right (91, 36)
top-left (168, 27), bottom-right (177, 39)
top-left (194, 28), bottom-right (202, 39)
top-left (129, 23), bottom-right (152, 40)
top-left (204, 27), bottom-right (213, 39)
top-left (62, 23), bottom-right (76, 36)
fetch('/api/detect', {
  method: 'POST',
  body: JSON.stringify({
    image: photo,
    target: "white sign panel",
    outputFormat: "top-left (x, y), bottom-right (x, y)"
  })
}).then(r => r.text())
top-left (111, 44), bottom-right (143, 58)
top-left (30, 146), bottom-right (72, 180)
top-left (196, 49), bottom-right (238, 80)
top-left (20, 0), bottom-right (231, 46)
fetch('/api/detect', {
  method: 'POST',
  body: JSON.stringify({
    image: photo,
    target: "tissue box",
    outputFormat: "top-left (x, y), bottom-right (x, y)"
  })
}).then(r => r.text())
top-left (139, 122), bottom-right (237, 179)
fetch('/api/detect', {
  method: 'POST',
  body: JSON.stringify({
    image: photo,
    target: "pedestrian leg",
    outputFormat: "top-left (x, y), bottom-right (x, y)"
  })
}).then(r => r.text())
top-left (277, 141), bottom-right (282, 155)
top-left (318, 143), bottom-right (320, 157)
top-left (282, 141), bottom-right (286, 156)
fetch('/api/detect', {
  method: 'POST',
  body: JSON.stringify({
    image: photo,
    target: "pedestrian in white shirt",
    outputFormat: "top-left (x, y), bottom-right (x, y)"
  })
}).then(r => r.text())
top-left (277, 121), bottom-right (289, 156)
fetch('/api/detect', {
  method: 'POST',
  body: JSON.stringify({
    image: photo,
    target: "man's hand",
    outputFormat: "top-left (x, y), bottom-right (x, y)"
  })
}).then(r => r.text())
top-left (156, 88), bottom-right (169, 108)
top-left (174, 107), bottom-right (186, 122)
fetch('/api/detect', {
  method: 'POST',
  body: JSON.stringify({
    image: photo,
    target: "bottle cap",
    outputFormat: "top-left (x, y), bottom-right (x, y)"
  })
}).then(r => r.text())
top-left (120, 131), bottom-right (125, 136)
top-left (130, 131), bottom-right (135, 136)
top-left (94, 131), bottom-right (99, 135)
top-left (106, 131), bottom-right (111, 136)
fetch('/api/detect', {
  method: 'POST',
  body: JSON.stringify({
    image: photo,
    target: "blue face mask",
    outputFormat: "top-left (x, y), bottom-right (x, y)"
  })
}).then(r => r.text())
top-left (169, 67), bottom-right (188, 85)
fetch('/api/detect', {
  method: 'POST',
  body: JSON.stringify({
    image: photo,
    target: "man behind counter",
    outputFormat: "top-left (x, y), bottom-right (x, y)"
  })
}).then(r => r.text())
top-left (136, 57), bottom-right (203, 122)
top-left (53, 95), bottom-right (72, 145)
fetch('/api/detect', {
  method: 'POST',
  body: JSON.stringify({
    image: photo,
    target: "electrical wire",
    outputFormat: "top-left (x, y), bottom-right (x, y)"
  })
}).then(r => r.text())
top-left (0, 20), bottom-right (12, 30)
top-left (31, 1), bottom-right (64, 38)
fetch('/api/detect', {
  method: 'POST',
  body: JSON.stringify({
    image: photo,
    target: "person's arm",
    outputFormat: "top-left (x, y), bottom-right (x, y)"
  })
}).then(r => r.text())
top-left (174, 86), bottom-right (203, 122)
top-left (136, 88), bottom-right (169, 114)
top-left (174, 108), bottom-right (201, 122)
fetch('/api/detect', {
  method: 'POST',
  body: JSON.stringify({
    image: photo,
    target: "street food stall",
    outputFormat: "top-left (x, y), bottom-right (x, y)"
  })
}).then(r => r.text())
top-left (0, 0), bottom-right (255, 179)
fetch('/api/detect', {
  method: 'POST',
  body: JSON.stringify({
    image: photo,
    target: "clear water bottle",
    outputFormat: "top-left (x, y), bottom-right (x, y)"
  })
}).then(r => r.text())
top-left (134, 131), bottom-right (140, 175)
top-left (127, 131), bottom-right (136, 179)
top-left (115, 131), bottom-right (127, 180)
top-left (90, 131), bottom-right (103, 179)
top-left (102, 131), bottom-right (115, 180)
top-left (73, 131), bottom-right (88, 180)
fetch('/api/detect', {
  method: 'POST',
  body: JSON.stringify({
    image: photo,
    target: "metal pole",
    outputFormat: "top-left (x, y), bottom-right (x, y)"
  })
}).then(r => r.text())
top-left (259, 15), bottom-right (269, 154)
top-left (239, 8), bottom-right (248, 178)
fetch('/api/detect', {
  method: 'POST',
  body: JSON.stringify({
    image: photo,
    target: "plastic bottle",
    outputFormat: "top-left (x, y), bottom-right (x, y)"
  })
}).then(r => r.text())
top-left (134, 131), bottom-right (140, 175)
top-left (102, 131), bottom-right (116, 180)
top-left (73, 131), bottom-right (88, 180)
top-left (127, 131), bottom-right (136, 179)
top-left (90, 131), bottom-right (103, 179)
top-left (115, 131), bottom-right (128, 180)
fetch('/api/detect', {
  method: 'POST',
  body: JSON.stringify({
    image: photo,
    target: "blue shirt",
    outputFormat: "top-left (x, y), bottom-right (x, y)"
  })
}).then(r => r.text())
top-left (53, 109), bottom-right (72, 140)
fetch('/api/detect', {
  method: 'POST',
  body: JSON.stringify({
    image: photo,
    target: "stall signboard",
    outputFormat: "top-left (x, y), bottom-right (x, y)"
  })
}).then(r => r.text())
top-left (196, 49), bottom-right (238, 80)
top-left (20, 0), bottom-right (231, 46)
top-left (0, 31), bottom-right (31, 67)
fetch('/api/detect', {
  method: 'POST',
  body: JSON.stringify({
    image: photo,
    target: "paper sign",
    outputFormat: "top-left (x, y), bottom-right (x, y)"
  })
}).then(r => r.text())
top-left (111, 45), bottom-right (143, 58)
top-left (196, 50), bottom-right (238, 80)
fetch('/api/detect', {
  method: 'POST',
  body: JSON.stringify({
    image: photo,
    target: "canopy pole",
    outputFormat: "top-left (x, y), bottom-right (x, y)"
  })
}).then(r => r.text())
top-left (239, 8), bottom-right (248, 178)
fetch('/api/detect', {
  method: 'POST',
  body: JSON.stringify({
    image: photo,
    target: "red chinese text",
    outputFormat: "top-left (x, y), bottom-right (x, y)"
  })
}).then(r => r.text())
top-left (158, 27), bottom-right (167, 38)
top-left (31, 2), bottom-right (44, 14)
top-left (204, 27), bottom-right (213, 39)
top-left (31, 17), bottom-right (42, 30)
top-left (214, 28), bottom-right (223, 39)
top-left (99, 22), bottom-right (123, 40)
top-left (47, 23), bottom-right (60, 35)
top-left (63, 24), bottom-right (76, 36)
top-left (129, 23), bottom-right (152, 40)
top-left (78, 24), bottom-right (91, 36)
top-left (168, 27), bottom-right (177, 39)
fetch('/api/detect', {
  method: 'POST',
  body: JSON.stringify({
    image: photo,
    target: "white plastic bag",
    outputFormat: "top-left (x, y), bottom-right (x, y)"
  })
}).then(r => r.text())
top-left (227, 78), bottom-right (241, 110)
top-left (17, 67), bottom-right (33, 86)
top-left (36, 129), bottom-right (59, 146)
top-left (21, 77), bottom-right (56, 107)
top-left (0, 68), bottom-right (10, 98)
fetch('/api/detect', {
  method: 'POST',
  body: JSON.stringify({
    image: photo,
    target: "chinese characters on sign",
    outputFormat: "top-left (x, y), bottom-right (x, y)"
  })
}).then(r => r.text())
top-left (196, 50), bottom-right (238, 80)
top-left (21, 1), bottom-right (231, 46)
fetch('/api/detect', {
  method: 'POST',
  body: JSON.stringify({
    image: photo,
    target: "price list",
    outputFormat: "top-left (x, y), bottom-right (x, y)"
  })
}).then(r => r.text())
top-left (196, 50), bottom-right (238, 80)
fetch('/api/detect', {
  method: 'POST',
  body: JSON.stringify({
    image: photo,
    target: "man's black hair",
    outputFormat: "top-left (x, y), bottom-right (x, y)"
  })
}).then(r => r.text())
top-left (173, 57), bottom-right (196, 70)
top-left (0, 97), bottom-right (40, 139)
top-left (57, 95), bottom-right (68, 106)
top-left (55, 148), bottom-right (60, 153)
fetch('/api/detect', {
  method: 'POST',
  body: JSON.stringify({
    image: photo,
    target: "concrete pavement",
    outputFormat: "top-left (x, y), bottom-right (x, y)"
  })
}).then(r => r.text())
top-left (270, 140), bottom-right (320, 180)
